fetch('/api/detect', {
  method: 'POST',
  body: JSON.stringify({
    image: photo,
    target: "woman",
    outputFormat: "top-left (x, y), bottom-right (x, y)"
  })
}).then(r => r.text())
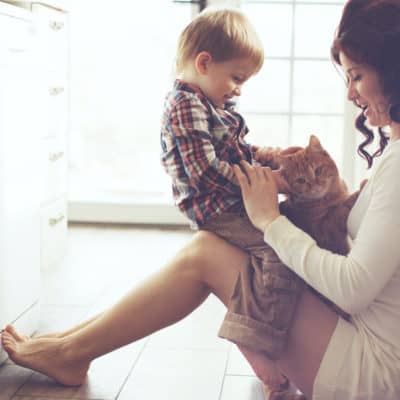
top-left (2, 0), bottom-right (400, 398)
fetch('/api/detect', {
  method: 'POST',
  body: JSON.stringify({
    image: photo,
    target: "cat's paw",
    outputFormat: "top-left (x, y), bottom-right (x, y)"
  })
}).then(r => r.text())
top-left (254, 146), bottom-right (281, 168)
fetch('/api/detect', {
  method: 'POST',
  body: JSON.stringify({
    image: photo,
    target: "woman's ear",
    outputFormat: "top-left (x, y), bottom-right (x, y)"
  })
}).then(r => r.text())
top-left (195, 51), bottom-right (212, 75)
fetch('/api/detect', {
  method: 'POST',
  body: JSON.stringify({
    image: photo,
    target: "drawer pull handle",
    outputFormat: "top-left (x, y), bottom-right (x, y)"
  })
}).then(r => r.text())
top-left (49, 151), bottom-right (64, 162)
top-left (49, 20), bottom-right (64, 31)
top-left (8, 48), bottom-right (28, 53)
top-left (49, 87), bottom-right (64, 96)
top-left (49, 214), bottom-right (65, 226)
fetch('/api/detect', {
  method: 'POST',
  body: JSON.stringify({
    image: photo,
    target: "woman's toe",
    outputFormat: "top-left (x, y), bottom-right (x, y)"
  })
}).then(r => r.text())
top-left (5, 325), bottom-right (26, 342)
top-left (1, 332), bottom-right (17, 353)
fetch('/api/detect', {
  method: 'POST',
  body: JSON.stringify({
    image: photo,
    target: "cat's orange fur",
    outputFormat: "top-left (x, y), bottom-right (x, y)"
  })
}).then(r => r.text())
top-left (278, 135), bottom-right (360, 256)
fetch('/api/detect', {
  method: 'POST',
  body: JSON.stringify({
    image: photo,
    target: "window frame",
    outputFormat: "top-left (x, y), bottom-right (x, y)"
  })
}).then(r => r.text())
top-left (68, 0), bottom-right (361, 226)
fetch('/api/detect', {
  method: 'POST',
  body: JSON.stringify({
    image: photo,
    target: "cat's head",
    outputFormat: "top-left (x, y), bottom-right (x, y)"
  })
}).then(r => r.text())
top-left (279, 135), bottom-right (340, 201)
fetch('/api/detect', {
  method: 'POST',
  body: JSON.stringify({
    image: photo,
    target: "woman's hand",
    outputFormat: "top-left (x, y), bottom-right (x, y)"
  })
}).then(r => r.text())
top-left (233, 160), bottom-right (281, 233)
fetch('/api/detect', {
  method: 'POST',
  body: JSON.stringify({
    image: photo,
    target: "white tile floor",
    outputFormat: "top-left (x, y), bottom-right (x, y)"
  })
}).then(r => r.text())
top-left (0, 223), bottom-right (263, 400)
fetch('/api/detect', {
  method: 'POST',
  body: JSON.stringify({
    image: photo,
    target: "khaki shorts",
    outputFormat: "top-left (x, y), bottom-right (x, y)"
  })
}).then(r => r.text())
top-left (200, 206), bottom-right (305, 360)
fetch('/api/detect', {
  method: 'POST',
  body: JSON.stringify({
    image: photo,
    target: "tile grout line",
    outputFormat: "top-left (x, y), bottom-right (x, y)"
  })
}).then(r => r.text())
top-left (114, 335), bottom-right (152, 400)
top-left (9, 369), bottom-right (35, 400)
top-left (217, 343), bottom-right (233, 400)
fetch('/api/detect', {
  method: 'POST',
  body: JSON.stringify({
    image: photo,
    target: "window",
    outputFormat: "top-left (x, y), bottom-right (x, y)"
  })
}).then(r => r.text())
top-left (240, 0), bottom-right (348, 164)
top-left (68, 1), bottom-right (197, 222)
top-left (68, 0), bottom-right (361, 224)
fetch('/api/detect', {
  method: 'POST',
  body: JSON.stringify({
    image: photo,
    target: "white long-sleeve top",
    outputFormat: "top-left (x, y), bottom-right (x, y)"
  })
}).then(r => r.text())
top-left (264, 140), bottom-right (400, 373)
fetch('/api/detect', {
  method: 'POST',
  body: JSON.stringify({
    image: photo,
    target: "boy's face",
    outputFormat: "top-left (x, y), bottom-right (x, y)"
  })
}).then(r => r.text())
top-left (200, 57), bottom-right (256, 108)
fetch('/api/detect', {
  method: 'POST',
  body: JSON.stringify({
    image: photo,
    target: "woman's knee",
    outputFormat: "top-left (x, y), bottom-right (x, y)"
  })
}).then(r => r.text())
top-left (169, 231), bottom-right (215, 282)
top-left (172, 231), bottom-right (246, 283)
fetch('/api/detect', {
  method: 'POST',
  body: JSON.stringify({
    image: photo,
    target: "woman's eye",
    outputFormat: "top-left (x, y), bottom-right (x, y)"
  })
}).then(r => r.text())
top-left (346, 75), bottom-right (362, 86)
top-left (350, 74), bottom-right (361, 83)
top-left (296, 177), bottom-right (306, 184)
top-left (315, 166), bottom-right (323, 176)
top-left (233, 76), bottom-right (242, 83)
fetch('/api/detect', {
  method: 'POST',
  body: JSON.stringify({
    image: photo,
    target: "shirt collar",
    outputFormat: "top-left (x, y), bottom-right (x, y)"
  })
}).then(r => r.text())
top-left (174, 79), bottom-right (236, 111)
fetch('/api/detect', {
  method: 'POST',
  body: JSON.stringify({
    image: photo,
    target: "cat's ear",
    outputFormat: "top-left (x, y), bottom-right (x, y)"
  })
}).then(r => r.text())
top-left (308, 135), bottom-right (323, 151)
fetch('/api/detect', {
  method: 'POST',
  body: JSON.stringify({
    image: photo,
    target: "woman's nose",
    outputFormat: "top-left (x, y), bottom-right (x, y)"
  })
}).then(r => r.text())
top-left (347, 83), bottom-right (357, 102)
top-left (234, 87), bottom-right (241, 96)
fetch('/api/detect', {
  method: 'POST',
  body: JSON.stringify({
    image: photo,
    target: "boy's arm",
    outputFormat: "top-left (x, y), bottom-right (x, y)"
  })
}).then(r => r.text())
top-left (168, 97), bottom-right (241, 194)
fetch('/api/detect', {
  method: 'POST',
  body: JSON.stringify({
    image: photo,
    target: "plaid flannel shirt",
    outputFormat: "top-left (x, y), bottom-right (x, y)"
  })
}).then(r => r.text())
top-left (160, 80), bottom-right (254, 228)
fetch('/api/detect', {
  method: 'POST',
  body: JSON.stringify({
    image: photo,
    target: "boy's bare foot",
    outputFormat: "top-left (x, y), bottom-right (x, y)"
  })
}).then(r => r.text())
top-left (267, 390), bottom-right (307, 400)
top-left (238, 344), bottom-right (286, 388)
top-left (1, 330), bottom-right (89, 386)
top-left (264, 378), bottom-right (307, 400)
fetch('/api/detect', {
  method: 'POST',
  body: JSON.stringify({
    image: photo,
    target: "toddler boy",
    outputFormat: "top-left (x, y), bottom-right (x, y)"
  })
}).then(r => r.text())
top-left (160, 6), bottom-right (305, 392)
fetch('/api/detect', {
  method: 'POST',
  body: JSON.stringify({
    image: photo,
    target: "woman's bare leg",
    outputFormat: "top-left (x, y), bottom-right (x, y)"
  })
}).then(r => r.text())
top-left (1, 232), bottom-right (251, 385)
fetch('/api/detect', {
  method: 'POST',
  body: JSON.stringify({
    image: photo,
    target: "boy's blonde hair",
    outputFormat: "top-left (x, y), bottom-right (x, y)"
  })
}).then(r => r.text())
top-left (175, 7), bottom-right (264, 75)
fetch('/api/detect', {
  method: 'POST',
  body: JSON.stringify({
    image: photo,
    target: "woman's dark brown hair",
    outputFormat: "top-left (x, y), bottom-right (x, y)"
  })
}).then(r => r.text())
top-left (331, 0), bottom-right (400, 168)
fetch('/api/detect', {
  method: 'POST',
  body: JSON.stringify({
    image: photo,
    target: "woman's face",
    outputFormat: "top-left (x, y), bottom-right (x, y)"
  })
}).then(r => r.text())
top-left (339, 51), bottom-right (391, 127)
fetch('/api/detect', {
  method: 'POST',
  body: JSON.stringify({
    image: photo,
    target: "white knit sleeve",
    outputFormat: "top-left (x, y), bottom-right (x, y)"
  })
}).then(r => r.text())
top-left (263, 148), bottom-right (400, 314)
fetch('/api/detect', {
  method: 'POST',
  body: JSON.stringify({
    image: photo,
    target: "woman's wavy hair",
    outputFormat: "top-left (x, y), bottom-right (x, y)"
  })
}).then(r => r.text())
top-left (331, 0), bottom-right (400, 168)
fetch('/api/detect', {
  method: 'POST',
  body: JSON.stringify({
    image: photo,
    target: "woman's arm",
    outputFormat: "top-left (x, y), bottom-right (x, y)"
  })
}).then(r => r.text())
top-left (234, 155), bottom-right (400, 314)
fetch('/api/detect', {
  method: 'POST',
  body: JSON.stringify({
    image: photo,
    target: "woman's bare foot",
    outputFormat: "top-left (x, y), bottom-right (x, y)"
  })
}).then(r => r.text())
top-left (3, 314), bottom-right (102, 343)
top-left (3, 325), bottom-right (27, 342)
top-left (1, 330), bottom-right (89, 386)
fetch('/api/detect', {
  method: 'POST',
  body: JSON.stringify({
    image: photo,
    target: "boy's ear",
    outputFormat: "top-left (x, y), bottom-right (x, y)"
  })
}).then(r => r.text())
top-left (195, 51), bottom-right (212, 75)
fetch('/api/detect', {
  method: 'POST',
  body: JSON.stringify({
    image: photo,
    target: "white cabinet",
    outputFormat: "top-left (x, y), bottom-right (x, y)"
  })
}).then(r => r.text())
top-left (32, 3), bottom-right (69, 271)
top-left (0, 1), bottom-right (69, 364)
top-left (0, 3), bottom-right (41, 364)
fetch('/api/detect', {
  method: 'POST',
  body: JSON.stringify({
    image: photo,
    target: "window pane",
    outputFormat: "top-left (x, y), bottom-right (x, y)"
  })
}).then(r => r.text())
top-left (239, 60), bottom-right (290, 113)
top-left (242, 3), bottom-right (293, 57)
top-left (69, 1), bottom-right (192, 199)
top-left (292, 115), bottom-right (344, 169)
top-left (292, 60), bottom-right (345, 113)
top-left (294, 4), bottom-right (344, 58)
top-left (244, 114), bottom-right (289, 149)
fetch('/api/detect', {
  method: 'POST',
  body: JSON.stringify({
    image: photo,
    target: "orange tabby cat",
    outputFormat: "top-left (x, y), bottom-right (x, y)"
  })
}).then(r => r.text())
top-left (257, 134), bottom-right (360, 257)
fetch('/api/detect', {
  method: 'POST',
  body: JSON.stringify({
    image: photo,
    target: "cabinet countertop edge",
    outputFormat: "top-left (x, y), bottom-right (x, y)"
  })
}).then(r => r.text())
top-left (0, 1), bottom-right (68, 13)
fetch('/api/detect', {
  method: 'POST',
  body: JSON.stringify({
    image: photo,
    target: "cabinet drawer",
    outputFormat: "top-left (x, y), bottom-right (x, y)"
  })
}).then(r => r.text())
top-left (40, 197), bottom-right (67, 270)
top-left (48, 74), bottom-right (68, 138)
top-left (38, 73), bottom-right (68, 139)
top-left (41, 136), bottom-right (67, 203)
top-left (32, 4), bottom-right (68, 72)
top-left (0, 11), bottom-right (37, 67)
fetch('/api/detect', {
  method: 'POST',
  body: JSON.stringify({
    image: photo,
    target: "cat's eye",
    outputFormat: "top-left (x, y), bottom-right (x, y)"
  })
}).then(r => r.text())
top-left (315, 167), bottom-right (323, 176)
top-left (296, 177), bottom-right (306, 184)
